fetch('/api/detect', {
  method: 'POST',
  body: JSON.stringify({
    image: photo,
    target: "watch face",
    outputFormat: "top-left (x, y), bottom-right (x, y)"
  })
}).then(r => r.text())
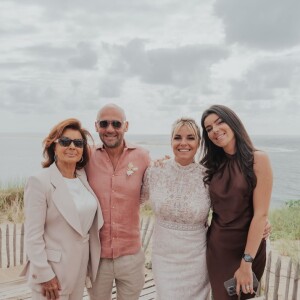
top-left (243, 254), bottom-right (254, 262)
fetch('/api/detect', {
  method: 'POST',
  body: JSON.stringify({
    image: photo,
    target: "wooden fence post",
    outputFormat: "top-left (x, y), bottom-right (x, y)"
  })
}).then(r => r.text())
top-left (6, 224), bottom-right (10, 268)
top-left (141, 216), bottom-right (154, 253)
top-left (0, 227), bottom-right (2, 268)
top-left (291, 262), bottom-right (299, 300)
top-left (272, 257), bottom-right (281, 300)
top-left (13, 223), bottom-right (16, 267)
top-left (20, 223), bottom-right (25, 265)
top-left (265, 251), bottom-right (272, 300)
top-left (284, 259), bottom-right (292, 299)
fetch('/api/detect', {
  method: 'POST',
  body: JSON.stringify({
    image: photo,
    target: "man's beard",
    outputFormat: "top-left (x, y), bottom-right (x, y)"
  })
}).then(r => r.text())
top-left (100, 134), bottom-right (123, 148)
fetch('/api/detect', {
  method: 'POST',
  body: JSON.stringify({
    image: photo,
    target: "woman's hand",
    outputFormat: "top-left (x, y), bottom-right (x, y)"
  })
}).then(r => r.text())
top-left (152, 155), bottom-right (170, 167)
top-left (41, 276), bottom-right (61, 300)
top-left (263, 219), bottom-right (272, 240)
top-left (234, 261), bottom-right (255, 295)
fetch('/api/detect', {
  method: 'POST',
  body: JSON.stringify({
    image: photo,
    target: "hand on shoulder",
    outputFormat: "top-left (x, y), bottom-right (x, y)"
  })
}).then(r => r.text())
top-left (151, 155), bottom-right (171, 167)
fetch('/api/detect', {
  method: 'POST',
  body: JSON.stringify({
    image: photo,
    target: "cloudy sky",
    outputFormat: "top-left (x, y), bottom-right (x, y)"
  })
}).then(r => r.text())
top-left (1, 0), bottom-right (299, 135)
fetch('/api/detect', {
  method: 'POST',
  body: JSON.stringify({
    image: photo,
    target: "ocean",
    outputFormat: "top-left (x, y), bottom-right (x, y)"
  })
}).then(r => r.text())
top-left (0, 133), bottom-right (299, 208)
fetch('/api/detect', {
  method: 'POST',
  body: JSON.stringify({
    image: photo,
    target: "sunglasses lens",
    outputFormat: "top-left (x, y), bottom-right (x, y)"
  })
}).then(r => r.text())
top-left (58, 137), bottom-right (72, 147)
top-left (73, 139), bottom-right (85, 148)
top-left (112, 121), bottom-right (122, 128)
top-left (99, 120), bottom-right (109, 128)
top-left (99, 120), bottom-right (122, 129)
top-left (57, 137), bottom-right (85, 148)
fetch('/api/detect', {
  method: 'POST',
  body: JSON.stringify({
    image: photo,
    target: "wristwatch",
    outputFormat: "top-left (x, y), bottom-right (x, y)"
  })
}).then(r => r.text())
top-left (242, 253), bottom-right (254, 263)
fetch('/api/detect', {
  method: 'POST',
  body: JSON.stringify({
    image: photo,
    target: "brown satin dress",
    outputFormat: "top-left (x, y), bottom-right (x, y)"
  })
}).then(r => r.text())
top-left (207, 155), bottom-right (266, 300)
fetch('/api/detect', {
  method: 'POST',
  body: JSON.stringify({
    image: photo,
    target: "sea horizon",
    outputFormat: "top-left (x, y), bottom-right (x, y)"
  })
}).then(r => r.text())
top-left (1, 133), bottom-right (299, 208)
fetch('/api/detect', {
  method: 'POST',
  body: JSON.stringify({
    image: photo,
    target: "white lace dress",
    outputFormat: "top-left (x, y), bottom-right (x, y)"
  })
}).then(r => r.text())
top-left (141, 159), bottom-right (211, 300)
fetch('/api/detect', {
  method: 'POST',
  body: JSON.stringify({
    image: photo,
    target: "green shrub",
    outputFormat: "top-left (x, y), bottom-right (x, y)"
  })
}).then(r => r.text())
top-left (270, 200), bottom-right (300, 241)
top-left (269, 200), bottom-right (300, 262)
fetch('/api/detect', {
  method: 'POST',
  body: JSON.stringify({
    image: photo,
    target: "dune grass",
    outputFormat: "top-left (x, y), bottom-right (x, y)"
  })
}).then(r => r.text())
top-left (1, 182), bottom-right (299, 261)
top-left (0, 181), bottom-right (25, 223)
top-left (269, 199), bottom-right (300, 262)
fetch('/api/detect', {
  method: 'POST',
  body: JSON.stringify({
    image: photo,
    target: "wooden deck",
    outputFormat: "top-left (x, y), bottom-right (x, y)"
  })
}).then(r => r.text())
top-left (0, 273), bottom-right (156, 300)
top-left (1, 220), bottom-right (299, 299)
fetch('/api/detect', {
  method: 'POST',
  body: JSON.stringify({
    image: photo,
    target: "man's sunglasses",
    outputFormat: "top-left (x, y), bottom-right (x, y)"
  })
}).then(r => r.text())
top-left (97, 120), bottom-right (123, 129)
top-left (55, 137), bottom-right (86, 148)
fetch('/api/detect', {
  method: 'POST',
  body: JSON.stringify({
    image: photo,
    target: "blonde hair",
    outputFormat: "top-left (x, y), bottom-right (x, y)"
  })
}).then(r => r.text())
top-left (171, 117), bottom-right (201, 146)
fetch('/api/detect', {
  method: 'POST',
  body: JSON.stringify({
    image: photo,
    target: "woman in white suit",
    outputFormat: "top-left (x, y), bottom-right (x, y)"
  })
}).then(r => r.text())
top-left (22, 118), bottom-right (103, 300)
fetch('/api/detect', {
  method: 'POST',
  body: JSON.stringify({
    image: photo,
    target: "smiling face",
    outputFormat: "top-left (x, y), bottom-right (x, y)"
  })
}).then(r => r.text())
top-left (172, 124), bottom-right (199, 166)
top-left (95, 105), bottom-right (128, 149)
top-left (204, 113), bottom-right (236, 154)
top-left (54, 128), bottom-right (84, 168)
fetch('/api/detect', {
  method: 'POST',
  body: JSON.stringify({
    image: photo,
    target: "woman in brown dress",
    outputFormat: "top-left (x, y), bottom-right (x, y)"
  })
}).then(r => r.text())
top-left (200, 105), bottom-right (273, 299)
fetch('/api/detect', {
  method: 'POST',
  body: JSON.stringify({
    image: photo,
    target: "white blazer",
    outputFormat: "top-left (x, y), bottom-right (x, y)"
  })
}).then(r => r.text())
top-left (21, 163), bottom-right (103, 294)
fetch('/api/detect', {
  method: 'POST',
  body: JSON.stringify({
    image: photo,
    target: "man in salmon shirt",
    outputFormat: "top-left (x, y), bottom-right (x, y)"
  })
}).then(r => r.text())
top-left (85, 103), bottom-right (151, 300)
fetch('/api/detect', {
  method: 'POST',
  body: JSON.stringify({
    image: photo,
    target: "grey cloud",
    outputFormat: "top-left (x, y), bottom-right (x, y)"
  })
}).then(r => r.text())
top-left (144, 45), bottom-right (227, 86)
top-left (110, 39), bottom-right (229, 88)
top-left (230, 57), bottom-right (300, 103)
top-left (12, 42), bottom-right (98, 71)
top-left (96, 39), bottom-right (229, 100)
top-left (9, 0), bottom-right (188, 18)
top-left (1, 84), bottom-right (57, 114)
top-left (98, 76), bottom-right (124, 98)
top-left (214, 0), bottom-right (300, 50)
top-left (24, 44), bottom-right (75, 58)
top-left (0, 62), bottom-right (40, 70)
top-left (0, 25), bottom-right (37, 36)
top-left (68, 42), bottom-right (98, 69)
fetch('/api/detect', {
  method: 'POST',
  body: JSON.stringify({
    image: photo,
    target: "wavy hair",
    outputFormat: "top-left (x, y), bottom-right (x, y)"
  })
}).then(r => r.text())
top-left (200, 105), bottom-right (256, 191)
top-left (42, 118), bottom-right (93, 169)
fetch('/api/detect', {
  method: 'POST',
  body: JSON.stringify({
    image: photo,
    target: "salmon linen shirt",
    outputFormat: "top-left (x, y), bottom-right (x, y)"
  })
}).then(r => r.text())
top-left (85, 141), bottom-right (151, 258)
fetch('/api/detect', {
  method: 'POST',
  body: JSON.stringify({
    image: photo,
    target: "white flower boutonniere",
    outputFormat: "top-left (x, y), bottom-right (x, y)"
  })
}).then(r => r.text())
top-left (127, 162), bottom-right (138, 176)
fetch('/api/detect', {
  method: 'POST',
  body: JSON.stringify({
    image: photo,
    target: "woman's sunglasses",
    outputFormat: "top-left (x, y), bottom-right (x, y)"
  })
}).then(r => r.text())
top-left (55, 137), bottom-right (86, 148)
top-left (97, 120), bottom-right (123, 129)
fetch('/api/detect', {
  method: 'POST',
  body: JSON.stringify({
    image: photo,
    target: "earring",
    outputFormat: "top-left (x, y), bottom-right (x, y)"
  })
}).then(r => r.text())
top-left (54, 154), bottom-right (57, 162)
top-left (79, 156), bottom-right (83, 163)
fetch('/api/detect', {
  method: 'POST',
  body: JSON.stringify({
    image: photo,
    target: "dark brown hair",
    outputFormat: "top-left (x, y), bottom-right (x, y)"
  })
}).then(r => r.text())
top-left (42, 118), bottom-right (92, 169)
top-left (200, 105), bottom-right (257, 191)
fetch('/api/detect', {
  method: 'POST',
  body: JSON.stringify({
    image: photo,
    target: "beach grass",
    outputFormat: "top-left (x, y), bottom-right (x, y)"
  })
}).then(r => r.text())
top-left (1, 183), bottom-right (299, 261)
top-left (269, 199), bottom-right (300, 262)
top-left (0, 182), bottom-right (25, 223)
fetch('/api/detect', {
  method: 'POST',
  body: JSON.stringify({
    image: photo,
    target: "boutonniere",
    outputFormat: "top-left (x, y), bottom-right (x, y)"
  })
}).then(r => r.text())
top-left (126, 162), bottom-right (138, 176)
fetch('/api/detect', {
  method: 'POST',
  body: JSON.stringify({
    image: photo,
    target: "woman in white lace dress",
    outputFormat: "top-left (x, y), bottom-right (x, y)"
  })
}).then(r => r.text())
top-left (141, 118), bottom-right (211, 300)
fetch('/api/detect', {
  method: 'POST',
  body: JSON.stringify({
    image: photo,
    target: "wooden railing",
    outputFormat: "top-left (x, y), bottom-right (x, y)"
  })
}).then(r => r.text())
top-left (260, 251), bottom-right (299, 300)
top-left (0, 218), bottom-right (153, 269)
top-left (0, 220), bottom-right (299, 299)
top-left (0, 223), bottom-right (25, 268)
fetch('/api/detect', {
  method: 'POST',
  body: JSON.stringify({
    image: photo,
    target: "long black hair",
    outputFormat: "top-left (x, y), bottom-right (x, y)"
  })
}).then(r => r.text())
top-left (200, 105), bottom-right (257, 191)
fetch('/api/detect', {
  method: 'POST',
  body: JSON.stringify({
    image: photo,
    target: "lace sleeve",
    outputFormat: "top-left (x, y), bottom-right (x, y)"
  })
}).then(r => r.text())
top-left (140, 167), bottom-right (151, 204)
top-left (200, 165), bottom-right (211, 209)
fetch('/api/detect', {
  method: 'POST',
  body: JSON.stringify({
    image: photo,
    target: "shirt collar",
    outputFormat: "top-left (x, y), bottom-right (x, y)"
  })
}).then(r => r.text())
top-left (96, 140), bottom-right (136, 151)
